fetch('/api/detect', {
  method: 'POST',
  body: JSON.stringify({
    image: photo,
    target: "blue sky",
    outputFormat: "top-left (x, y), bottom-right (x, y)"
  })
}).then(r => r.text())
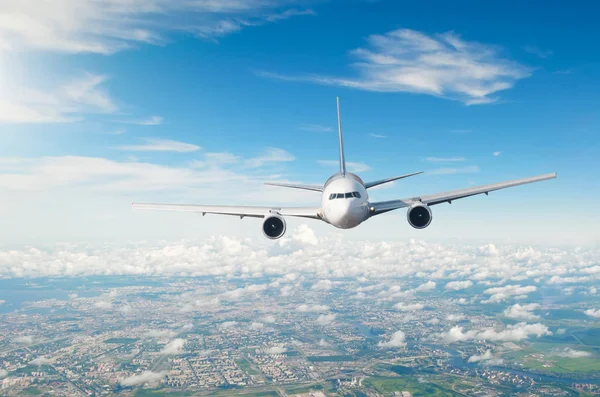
top-left (0, 0), bottom-right (598, 246)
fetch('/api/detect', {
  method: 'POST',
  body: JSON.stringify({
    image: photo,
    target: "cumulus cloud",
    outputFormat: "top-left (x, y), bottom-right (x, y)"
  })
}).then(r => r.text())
top-left (0, 369), bottom-right (7, 378)
top-left (263, 28), bottom-right (531, 105)
top-left (261, 315), bottom-right (276, 324)
top-left (584, 309), bottom-right (600, 319)
top-left (378, 331), bottom-right (406, 348)
top-left (0, 300), bottom-right (5, 305)
top-left (393, 303), bottom-right (424, 312)
top-left (30, 356), bottom-right (54, 366)
top-left (482, 285), bottom-right (537, 303)
top-left (114, 138), bottom-right (200, 153)
top-left (444, 280), bottom-right (473, 290)
top-left (14, 336), bottom-right (34, 345)
top-left (311, 279), bottom-right (332, 291)
top-left (296, 304), bottom-right (329, 313)
top-left (265, 346), bottom-right (287, 355)
top-left (315, 313), bottom-right (336, 325)
top-left (446, 314), bottom-right (465, 322)
top-left (554, 348), bottom-right (592, 358)
top-left (159, 338), bottom-right (185, 355)
top-left (504, 303), bottom-right (540, 321)
top-left (441, 322), bottom-right (551, 343)
top-left (415, 281), bottom-right (436, 292)
top-left (218, 321), bottom-right (238, 329)
top-left (120, 371), bottom-right (168, 387)
top-left (250, 322), bottom-right (264, 330)
top-left (468, 350), bottom-right (493, 362)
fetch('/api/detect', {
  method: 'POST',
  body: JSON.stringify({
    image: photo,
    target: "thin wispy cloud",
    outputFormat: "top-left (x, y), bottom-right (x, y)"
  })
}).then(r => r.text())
top-left (119, 116), bottom-right (164, 126)
top-left (317, 160), bottom-right (371, 173)
top-left (114, 138), bottom-right (201, 153)
top-left (261, 29), bottom-right (532, 105)
top-left (523, 45), bottom-right (553, 59)
top-left (0, 1), bottom-right (317, 54)
top-left (450, 129), bottom-right (471, 134)
top-left (369, 133), bottom-right (387, 138)
top-left (0, 73), bottom-right (117, 124)
top-left (427, 165), bottom-right (480, 175)
top-left (493, 151), bottom-right (501, 156)
top-left (245, 147), bottom-right (295, 168)
top-left (424, 157), bottom-right (465, 162)
top-left (299, 124), bottom-right (333, 132)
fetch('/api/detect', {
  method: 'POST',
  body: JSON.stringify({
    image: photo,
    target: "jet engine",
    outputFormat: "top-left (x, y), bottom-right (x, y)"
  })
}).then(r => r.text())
top-left (407, 203), bottom-right (432, 229)
top-left (262, 214), bottom-right (287, 239)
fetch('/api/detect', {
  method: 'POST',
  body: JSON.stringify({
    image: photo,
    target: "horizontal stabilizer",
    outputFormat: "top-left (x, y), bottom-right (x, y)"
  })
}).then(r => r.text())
top-left (365, 171), bottom-right (424, 189)
top-left (264, 182), bottom-right (323, 192)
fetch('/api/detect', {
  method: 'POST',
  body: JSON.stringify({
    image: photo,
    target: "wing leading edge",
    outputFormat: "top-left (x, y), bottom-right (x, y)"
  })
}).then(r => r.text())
top-left (132, 202), bottom-right (322, 219)
top-left (369, 172), bottom-right (557, 216)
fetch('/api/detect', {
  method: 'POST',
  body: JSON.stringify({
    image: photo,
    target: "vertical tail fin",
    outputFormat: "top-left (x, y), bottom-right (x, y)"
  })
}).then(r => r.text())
top-left (336, 96), bottom-right (346, 176)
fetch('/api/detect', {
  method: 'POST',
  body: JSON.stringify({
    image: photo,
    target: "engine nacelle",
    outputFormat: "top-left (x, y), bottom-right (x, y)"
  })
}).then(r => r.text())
top-left (262, 214), bottom-right (287, 239)
top-left (407, 203), bottom-right (432, 229)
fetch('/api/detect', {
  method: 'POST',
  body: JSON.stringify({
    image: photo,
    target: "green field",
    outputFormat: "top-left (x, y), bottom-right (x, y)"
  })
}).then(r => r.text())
top-left (133, 389), bottom-right (191, 397)
top-left (237, 358), bottom-right (259, 375)
top-left (505, 342), bottom-right (600, 374)
top-left (285, 383), bottom-right (324, 394)
top-left (364, 376), bottom-right (460, 397)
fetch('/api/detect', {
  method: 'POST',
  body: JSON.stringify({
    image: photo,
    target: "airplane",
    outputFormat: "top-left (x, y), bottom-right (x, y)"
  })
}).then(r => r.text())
top-left (132, 97), bottom-right (557, 240)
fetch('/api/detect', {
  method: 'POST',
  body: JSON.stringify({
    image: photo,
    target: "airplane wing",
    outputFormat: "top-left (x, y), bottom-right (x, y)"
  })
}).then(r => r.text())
top-left (132, 202), bottom-right (322, 219)
top-left (369, 172), bottom-right (557, 216)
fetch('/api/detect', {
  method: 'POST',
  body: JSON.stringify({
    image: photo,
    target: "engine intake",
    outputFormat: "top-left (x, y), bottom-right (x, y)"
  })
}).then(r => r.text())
top-left (407, 203), bottom-right (432, 229)
top-left (262, 214), bottom-right (286, 239)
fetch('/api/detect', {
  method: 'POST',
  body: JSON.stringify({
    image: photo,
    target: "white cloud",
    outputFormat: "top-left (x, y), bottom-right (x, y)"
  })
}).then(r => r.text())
top-left (14, 335), bottom-right (34, 345)
top-left (317, 160), bottom-right (371, 173)
top-left (369, 133), bottom-right (387, 138)
top-left (261, 315), bottom-right (276, 324)
top-left (145, 329), bottom-right (178, 339)
top-left (118, 116), bottom-right (164, 126)
top-left (218, 321), bottom-right (238, 329)
top-left (468, 349), bottom-right (493, 362)
top-left (263, 28), bottom-right (531, 104)
top-left (415, 281), bottom-right (436, 292)
top-left (311, 279), bottom-right (332, 291)
top-left (250, 322), bottom-right (264, 330)
top-left (160, 338), bottom-right (185, 355)
top-left (0, 1), bottom-right (316, 54)
top-left (94, 300), bottom-right (112, 310)
top-left (425, 157), bottom-right (465, 162)
top-left (30, 356), bottom-right (54, 366)
top-left (585, 309), bottom-right (600, 319)
top-left (427, 166), bottom-right (480, 175)
top-left (114, 138), bottom-right (201, 153)
top-left (264, 346), bottom-right (287, 354)
top-left (445, 280), bottom-right (473, 291)
top-left (393, 302), bottom-right (424, 311)
top-left (0, 73), bottom-right (117, 124)
top-left (504, 303), bottom-right (540, 321)
top-left (555, 348), bottom-right (592, 358)
top-left (299, 124), bottom-right (333, 132)
top-left (441, 322), bottom-right (551, 343)
top-left (296, 304), bottom-right (329, 313)
top-left (315, 313), bottom-right (336, 325)
top-left (446, 314), bottom-right (465, 322)
top-left (0, 300), bottom-right (4, 305)
top-left (0, 369), bottom-right (7, 378)
top-left (120, 371), bottom-right (167, 387)
top-left (482, 285), bottom-right (537, 303)
top-left (378, 330), bottom-right (406, 348)
top-left (245, 148), bottom-right (295, 168)
top-left (493, 151), bottom-right (501, 156)
top-left (280, 285), bottom-right (293, 296)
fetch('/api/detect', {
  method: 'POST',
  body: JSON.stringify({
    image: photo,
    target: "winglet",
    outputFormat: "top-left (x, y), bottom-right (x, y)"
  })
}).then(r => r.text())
top-left (336, 96), bottom-right (346, 176)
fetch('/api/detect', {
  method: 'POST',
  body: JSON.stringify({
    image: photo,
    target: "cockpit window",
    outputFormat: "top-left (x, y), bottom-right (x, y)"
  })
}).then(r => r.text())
top-left (345, 192), bottom-right (353, 198)
top-left (336, 193), bottom-right (344, 199)
top-left (353, 191), bottom-right (361, 198)
top-left (329, 193), bottom-right (335, 200)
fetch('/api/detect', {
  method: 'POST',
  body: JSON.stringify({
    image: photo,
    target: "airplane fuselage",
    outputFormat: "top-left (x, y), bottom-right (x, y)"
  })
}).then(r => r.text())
top-left (320, 172), bottom-right (370, 229)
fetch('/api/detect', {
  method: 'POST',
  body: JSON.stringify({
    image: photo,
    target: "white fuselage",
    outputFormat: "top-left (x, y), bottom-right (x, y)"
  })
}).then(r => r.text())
top-left (320, 173), bottom-right (370, 229)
